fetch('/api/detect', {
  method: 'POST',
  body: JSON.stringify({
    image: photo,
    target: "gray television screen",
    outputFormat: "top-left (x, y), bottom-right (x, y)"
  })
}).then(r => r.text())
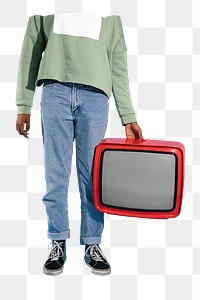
top-left (100, 150), bottom-right (177, 211)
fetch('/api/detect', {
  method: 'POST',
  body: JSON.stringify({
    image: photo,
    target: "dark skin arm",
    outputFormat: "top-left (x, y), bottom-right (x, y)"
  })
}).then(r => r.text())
top-left (16, 114), bottom-right (30, 139)
top-left (16, 115), bottom-right (144, 141)
top-left (125, 122), bottom-right (144, 140)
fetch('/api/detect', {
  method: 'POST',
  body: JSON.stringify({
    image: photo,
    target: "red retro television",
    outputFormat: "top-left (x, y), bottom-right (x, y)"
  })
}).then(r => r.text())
top-left (92, 138), bottom-right (185, 219)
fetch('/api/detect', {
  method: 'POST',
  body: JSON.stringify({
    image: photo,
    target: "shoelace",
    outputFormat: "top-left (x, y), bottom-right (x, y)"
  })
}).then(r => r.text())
top-left (48, 241), bottom-right (64, 261)
top-left (85, 245), bottom-right (107, 262)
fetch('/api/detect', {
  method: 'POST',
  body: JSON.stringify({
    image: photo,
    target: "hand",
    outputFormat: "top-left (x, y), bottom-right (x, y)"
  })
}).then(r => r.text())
top-left (16, 114), bottom-right (30, 139)
top-left (125, 122), bottom-right (144, 140)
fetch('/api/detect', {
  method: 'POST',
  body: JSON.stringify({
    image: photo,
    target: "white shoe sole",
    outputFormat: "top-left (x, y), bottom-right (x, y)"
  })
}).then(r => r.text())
top-left (90, 266), bottom-right (111, 276)
top-left (43, 266), bottom-right (64, 276)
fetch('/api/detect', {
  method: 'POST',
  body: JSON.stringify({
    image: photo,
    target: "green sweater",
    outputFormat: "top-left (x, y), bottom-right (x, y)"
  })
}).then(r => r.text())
top-left (16, 13), bottom-right (137, 125)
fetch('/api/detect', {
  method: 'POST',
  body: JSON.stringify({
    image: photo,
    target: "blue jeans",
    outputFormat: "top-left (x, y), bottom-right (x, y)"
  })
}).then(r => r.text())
top-left (40, 80), bottom-right (109, 245)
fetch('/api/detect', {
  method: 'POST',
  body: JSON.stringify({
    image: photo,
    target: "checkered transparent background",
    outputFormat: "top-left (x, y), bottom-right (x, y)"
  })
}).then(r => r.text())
top-left (0, 0), bottom-right (199, 299)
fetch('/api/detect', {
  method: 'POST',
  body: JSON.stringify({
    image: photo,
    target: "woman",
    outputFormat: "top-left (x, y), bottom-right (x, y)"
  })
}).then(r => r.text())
top-left (15, 13), bottom-right (143, 276)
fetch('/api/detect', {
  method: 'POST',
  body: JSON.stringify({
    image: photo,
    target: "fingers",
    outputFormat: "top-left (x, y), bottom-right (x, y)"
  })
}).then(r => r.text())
top-left (126, 128), bottom-right (144, 140)
top-left (138, 130), bottom-right (144, 140)
top-left (17, 124), bottom-right (29, 138)
top-left (16, 116), bottom-right (30, 139)
top-left (134, 124), bottom-right (144, 140)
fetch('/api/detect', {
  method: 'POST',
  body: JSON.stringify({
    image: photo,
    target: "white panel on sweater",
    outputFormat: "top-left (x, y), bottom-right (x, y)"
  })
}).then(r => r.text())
top-left (53, 13), bottom-right (102, 40)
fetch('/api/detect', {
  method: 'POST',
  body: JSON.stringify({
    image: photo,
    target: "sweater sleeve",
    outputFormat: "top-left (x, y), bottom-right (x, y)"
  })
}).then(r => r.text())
top-left (16, 15), bottom-right (46, 115)
top-left (111, 16), bottom-right (137, 126)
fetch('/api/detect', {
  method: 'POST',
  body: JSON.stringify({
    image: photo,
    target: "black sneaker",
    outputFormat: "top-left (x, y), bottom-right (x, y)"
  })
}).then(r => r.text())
top-left (84, 244), bottom-right (111, 276)
top-left (43, 240), bottom-right (67, 276)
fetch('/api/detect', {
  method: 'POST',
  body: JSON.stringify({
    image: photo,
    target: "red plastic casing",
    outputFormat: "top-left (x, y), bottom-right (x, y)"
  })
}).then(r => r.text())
top-left (92, 138), bottom-right (185, 219)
